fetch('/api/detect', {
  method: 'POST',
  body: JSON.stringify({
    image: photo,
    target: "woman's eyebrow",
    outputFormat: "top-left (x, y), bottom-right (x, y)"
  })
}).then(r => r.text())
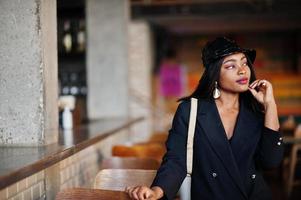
top-left (223, 56), bottom-right (247, 64)
top-left (223, 59), bottom-right (236, 64)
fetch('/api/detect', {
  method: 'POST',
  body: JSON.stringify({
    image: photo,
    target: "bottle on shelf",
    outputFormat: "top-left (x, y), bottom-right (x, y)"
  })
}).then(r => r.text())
top-left (59, 95), bottom-right (76, 129)
top-left (62, 106), bottom-right (73, 129)
top-left (63, 20), bottom-right (72, 53)
top-left (77, 19), bottom-right (86, 53)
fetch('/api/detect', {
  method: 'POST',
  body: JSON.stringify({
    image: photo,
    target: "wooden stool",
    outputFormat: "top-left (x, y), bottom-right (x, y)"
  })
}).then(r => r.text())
top-left (101, 157), bottom-right (160, 170)
top-left (55, 188), bottom-right (130, 200)
top-left (94, 169), bottom-right (157, 191)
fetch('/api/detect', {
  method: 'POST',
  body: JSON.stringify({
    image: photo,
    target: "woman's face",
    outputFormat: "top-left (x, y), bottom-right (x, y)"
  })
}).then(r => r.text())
top-left (219, 52), bottom-right (251, 94)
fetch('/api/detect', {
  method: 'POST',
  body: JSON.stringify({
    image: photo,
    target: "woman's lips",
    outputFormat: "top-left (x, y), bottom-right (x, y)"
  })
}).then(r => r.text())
top-left (236, 78), bottom-right (249, 85)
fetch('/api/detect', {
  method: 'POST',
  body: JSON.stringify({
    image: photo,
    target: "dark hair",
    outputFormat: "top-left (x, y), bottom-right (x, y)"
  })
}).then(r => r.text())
top-left (179, 55), bottom-right (264, 115)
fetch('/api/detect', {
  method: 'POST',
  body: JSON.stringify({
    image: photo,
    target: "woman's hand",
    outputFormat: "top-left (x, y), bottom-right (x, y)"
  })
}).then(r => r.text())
top-left (125, 186), bottom-right (162, 200)
top-left (248, 79), bottom-right (276, 108)
top-left (248, 79), bottom-right (280, 131)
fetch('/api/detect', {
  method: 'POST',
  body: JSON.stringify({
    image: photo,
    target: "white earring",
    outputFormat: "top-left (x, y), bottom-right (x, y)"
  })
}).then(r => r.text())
top-left (213, 81), bottom-right (221, 99)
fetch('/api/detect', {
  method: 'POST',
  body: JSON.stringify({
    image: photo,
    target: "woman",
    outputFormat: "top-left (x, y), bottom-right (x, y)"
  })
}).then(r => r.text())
top-left (126, 37), bottom-right (284, 200)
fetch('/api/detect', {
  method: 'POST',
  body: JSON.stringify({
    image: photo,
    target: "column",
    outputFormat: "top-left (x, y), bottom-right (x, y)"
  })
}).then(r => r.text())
top-left (86, 0), bottom-right (130, 119)
top-left (0, 0), bottom-right (58, 146)
top-left (128, 20), bottom-right (154, 142)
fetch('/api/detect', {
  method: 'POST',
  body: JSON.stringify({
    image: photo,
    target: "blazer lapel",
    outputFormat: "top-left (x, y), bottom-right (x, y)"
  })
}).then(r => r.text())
top-left (197, 99), bottom-right (248, 198)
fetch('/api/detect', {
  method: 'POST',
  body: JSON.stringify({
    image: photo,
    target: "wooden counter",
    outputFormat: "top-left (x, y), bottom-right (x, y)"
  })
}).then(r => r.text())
top-left (0, 117), bottom-right (143, 189)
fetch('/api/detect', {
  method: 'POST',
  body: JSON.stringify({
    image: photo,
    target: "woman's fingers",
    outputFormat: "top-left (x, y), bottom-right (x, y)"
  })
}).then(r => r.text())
top-left (125, 186), bottom-right (138, 200)
top-left (144, 190), bottom-right (156, 200)
top-left (137, 186), bottom-right (149, 200)
top-left (249, 79), bottom-right (269, 90)
top-left (126, 186), bottom-right (150, 200)
top-left (257, 79), bottom-right (268, 88)
top-left (126, 186), bottom-right (134, 199)
top-left (248, 79), bottom-right (275, 106)
top-left (144, 189), bottom-right (153, 199)
top-left (125, 186), bottom-right (131, 193)
top-left (126, 186), bottom-right (156, 200)
top-left (132, 187), bottom-right (140, 200)
top-left (248, 86), bottom-right (257, 95)
top-left (249, 79), bottom-right (260, 88)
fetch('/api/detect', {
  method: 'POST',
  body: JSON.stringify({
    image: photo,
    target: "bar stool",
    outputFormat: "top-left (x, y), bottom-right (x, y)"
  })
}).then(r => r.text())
top-left (55, 188), bottom-right (130, 200)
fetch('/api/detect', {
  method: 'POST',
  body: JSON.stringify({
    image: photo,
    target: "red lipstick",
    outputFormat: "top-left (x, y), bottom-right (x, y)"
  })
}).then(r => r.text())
top-left (236, 78), bottom-right (248, 85)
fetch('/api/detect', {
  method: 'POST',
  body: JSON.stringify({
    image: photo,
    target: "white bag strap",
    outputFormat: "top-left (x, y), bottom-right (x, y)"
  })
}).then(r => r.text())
top-left (186, 98), bottom-right (198, 176)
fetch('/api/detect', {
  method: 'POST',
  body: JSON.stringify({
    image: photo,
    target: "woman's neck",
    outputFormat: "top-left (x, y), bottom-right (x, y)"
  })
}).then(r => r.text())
top-left (215, 91), bottom-right (239, 110)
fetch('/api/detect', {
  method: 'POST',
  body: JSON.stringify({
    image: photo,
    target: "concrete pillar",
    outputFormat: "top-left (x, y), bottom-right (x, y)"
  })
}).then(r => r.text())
top-left (128, 21), bottom-right (154, 142)
top-left (86, 0), bottom-right (129, 119)
top-left (0, 0), bottom-right (58, 146)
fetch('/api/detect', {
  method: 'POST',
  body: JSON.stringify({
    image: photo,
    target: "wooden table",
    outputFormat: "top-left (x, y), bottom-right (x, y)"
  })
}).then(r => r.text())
top-left (56, 188), bottom-right (131, 200)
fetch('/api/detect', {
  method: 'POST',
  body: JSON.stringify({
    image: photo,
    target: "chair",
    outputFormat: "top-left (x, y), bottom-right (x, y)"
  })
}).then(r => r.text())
top-left (55, 188), bottom-right (131, 200)
top-left (286, 124), bottom-right (301, 196)
top-left (112, 143), bottom-right (166, 162)
top-left (101, 157), bottom-right (160, 170)
top-left (281, 115), bottom-right (296, 135)
top-left (148, 133), bottom-right (168, 143)
top-left (94, 169), bottom-right (157, 191)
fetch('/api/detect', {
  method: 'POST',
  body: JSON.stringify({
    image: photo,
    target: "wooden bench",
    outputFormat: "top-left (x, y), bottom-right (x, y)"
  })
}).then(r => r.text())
top-left (55, 188), bottom-right (131, 200)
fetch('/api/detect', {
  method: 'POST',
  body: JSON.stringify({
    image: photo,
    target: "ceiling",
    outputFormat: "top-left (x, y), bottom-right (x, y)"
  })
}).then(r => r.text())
top-left (57, 0), bottom-right (301, 34)
top-left (130, 0), bottom-right (301, 34)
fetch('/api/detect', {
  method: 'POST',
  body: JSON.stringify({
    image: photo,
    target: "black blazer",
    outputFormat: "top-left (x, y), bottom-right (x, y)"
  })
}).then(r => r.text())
top-left (151, 98), bottom-right (284, 200)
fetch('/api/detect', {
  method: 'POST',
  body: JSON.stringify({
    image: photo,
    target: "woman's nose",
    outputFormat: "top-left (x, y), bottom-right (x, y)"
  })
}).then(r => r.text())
top-left (238, 67), bottom-right (246, 75)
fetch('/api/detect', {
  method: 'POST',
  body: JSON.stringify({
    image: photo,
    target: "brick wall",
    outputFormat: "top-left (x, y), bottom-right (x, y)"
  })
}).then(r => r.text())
top-left (0, 171), bottom-right (45, 200)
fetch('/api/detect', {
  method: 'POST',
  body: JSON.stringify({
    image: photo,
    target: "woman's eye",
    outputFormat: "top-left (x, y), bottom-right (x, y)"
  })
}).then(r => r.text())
top-left (226, 65), bottom-right (235, 69)
top-left (242, 62), bottom-right (248, 66)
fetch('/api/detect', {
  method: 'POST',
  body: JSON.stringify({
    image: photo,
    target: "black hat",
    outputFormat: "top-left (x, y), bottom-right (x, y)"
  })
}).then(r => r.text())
top-left (202, 37), bottom-right (256, 69)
